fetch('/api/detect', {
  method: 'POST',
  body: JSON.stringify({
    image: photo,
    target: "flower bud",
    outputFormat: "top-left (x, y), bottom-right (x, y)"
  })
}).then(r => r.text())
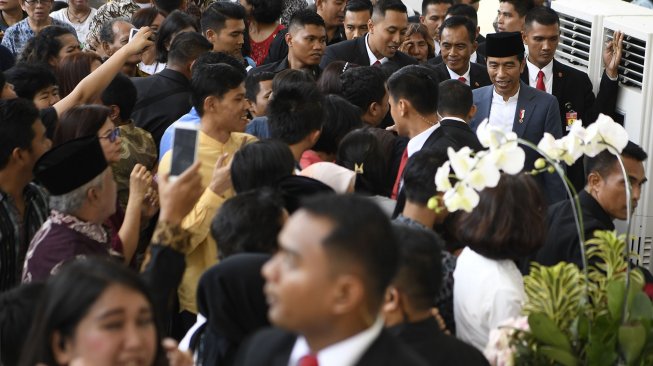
top-left (534, 158), bottom-right (547, 170)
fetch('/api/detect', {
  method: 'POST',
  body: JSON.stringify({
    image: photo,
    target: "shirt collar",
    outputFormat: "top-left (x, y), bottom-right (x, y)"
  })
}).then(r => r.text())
top-left (446, 63), bottom-right (471, 85)
top-left (365, 34), bottom-right (388, 65)
top-left (439, 116), bottom-right (467, 124)
top-left (526, 57), bottom-right (553, 83)
top-left (492, 86), bottom-right (520, 103)
top-left (407, 123), bottom-right (439, 157)
top-left (289, 317), bottom-right (384, 366)
top-left (49, 210), bottom-right (108, 244)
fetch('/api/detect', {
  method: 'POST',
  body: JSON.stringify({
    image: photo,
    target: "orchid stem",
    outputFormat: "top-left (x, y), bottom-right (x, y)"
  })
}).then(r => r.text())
top-left (614, 153), bottom-right (633, 325)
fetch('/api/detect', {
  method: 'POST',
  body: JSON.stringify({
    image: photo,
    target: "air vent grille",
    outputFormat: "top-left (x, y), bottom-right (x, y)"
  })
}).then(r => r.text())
top-left (606, 29), bottom-right (646, 89)
top-left (556, 14), bottom-right (592, 68)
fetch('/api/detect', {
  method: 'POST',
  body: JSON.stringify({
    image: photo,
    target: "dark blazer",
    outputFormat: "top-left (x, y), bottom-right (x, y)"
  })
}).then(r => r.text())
top-left (236, 327), bottom-right (429, 366)
top-left (320, 36), bottom-right (418, 69)
top-left (470, 81), bottom-right (566, 204)
top-left (249, 57), bottom-right (321, 80)
top-left (426, 61), bottom-right (491, 89)
top-left (263, 26), bottom-right (346, 65)
top-left (130, 68), bottom-right (191, 146)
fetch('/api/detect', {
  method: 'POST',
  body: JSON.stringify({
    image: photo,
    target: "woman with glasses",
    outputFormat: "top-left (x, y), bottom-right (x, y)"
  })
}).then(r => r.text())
top-left (0, 0), bottom-right (77, 56)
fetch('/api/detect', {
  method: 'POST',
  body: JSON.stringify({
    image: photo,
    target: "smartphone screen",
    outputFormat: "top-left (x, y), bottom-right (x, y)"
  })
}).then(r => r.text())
top-left (129, 28), bottom-right (138, 42)
top-left (170, 127), bottom-right (198, 177)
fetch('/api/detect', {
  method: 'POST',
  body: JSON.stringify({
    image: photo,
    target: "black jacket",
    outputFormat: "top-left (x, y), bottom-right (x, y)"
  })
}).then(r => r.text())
top-left (426, 61), bottom-right (491, 89)
top-left (263, 26), bottom-right (346, 65)
top-left (320, 36), bottom-right (418, 69)
top-left (249, 57), bottom-right (321, 80)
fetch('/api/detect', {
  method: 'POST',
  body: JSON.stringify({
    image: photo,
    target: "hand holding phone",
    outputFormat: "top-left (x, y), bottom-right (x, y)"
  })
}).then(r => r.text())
top-left (170, 123), bottom-right (199, 181)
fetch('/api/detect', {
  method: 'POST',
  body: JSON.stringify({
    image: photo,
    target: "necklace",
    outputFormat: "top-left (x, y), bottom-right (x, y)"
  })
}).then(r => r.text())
top-left (66, 8), bottom-right (90, 24)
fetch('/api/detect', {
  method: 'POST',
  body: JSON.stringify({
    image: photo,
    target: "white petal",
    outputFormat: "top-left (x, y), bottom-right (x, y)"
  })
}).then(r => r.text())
top-left (448, 146), bottom-right (475, 179)
top-left (435, 162), bottom-right (452, 191)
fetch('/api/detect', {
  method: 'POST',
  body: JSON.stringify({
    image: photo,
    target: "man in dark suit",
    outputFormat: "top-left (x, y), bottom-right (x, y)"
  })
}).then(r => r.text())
top-left (419, 0), bottom-right (453, 56)
top-left (427, 16), bottom-right (490, 90)
top-left (521, 6), bottom-right (623, 190)
top-left (130, 32), bottom-right (212, 146)
top-left (470, 31), bottom-right (565, 204)
top-left (236, 195), bottom-right (427, 366)
top-left (250, 10), bottom-right (326, 79)
top-left (320, 0), bottom-right (417, 69)
top-left (445, 3), bottom-right (486, 63)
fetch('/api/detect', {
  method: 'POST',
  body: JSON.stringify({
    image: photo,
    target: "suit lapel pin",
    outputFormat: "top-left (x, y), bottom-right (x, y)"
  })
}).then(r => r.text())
top-left (558, 72), bottom-right (563, 78)
top-left (519, 109), bottom-right (525, 124)
top-left (474, 82), bottom-right (479, 87)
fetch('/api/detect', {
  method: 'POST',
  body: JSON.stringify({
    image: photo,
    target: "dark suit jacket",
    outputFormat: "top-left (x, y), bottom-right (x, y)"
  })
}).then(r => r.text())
top-left (236, 327), bottom-right (429, 366)
top-left (388, 318), bottom-right (490, 366)
top-left (263, 26), bottom-right (346, 65)
top-left (130, 69), bottom-right (191, 146)
top-left (470, 81), bottom-right (566, 204)
top-left (320, 36), bottom-right (418, 69)
top-left (426, 61), bottom-right (491, 89)
top-left (249, 57), bottom-right (321, 79)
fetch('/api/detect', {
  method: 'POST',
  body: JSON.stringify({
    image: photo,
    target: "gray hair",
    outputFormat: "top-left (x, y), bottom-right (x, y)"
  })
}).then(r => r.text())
top-left (99, 17), bottom-right (131, 44)
top-left (49, 171), bottom-right (105, 215)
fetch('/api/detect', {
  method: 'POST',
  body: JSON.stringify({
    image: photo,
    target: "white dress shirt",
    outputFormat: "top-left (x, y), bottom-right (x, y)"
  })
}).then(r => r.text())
top-left (446, 64), bottom-right (471, 86)
top-left (454, 247), bottom-right (526, 351)
top-left (288, 317), bottom-right (384, 366)
top-left (488, 87), bottom-right (520, 134)
top-left (526, 58), bottom-right (553, 94)
top-left (470, 51), bottom-right (478, 63)
top-left (407, 124), bottom-right (439, 157)
top-left (365, 34), bottom-right (388, 65)
top-left (434, 39), bottom-right (441, 56)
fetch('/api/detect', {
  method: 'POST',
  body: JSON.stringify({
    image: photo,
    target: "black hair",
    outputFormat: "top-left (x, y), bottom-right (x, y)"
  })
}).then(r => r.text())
top-left (130, 7), bottom-right (164, 29)
top-left (584, 141), bottom-right (648, 180)
top-left (192, 51), bottom-right (247, 74)
top-left (373, 0), bottom-right (408, 19)
top-left (190, 62), bottom-right (246, 116)
top-left (346, 0), bottom-right (373, 15)
top-left (439, 15), bottom-right (476, 44)
top-left (340, 66), bottom-right (385, 114)
top-left (99, 18), bottom-right (131, 44)
top-left (0, 99), bottom-right (40, 169)
top-left (387, 65), bottom-right (439, 115)
top-left (211, 188), bottom-right (284, 259)
top-left (391, 224), bottom-right (443, 311)
top-left (153, 0), bottom-right (184, 16)
top-left (201, 1), bottom-right (246, 34)
top-left (421, 0), bottom-right (453, 15)
top-left (336, 128), bottom-right (389, 196)
top-left (248, 0), bottom-right (283, 24)
top-left (4, 64), bottom-right (57, 101)
top-left (500, 0), bottom-right (535, 17)
top-left (0, 283), bottom-right (45, 366)
top-left (446, 3), bottom-right (478, 26)
top-left (272, 68), bottom-right (316, 90)
top-left (288, 9), bottom-right (326, 32)
top-left (317, 61), bottom-right (358, 95)
top-left (403, 148), bottom-right (449, 205)
top-left (167, 31), bottom-right (213, 66)
top-left (231, 139), bottom-right (295, 193)
top-left (155, 10), bottom-right (200, 63)
top-left (101, 74), bottom-right (137, 121)
top-left (18, 26), bottom-right (77, 66)
top-left (524, 6), bottom-right (560, 30)
top-left (245, 71), bottom-right (275, 102)
top-left (268, 82), bottom-right (325, 145)
top-left (438, 79), bottom-right (473, 117)
top-left (312, 94), bottom-right (362, 155)
top-left (301, 194), bottom-right (399, 310)
top-left (51, 1), bottom-right (68, 11)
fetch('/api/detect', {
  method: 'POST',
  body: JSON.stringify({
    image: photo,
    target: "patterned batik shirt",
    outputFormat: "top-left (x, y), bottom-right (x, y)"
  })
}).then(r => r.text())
top-left (1, 17), bottom-right (77, 56)
top-left (85, 0), bottom-right (140, 51)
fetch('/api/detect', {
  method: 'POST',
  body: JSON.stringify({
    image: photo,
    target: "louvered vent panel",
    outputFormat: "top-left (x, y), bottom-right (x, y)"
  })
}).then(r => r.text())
top-left (556, 14), bottom-right (592, 68)
top-left (631, 235), bottom-right (652, 267)
top-left (606, 29), bottom-right (646, 89)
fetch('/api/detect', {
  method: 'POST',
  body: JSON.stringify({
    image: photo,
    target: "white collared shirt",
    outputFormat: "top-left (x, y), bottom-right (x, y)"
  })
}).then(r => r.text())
top-left (288, 317), bottom-right (384, 366)
top-left (526, 58), bottom-right (553, 94)
top-left (446, 64), bottom-right (471, 86)
top-left (434, 39), bottom-right (441, 56)
top-left (407, 124), bottom-right (439, 157)
top-left (365, 34), bottom-right (388, 65)
top-left (470, 51), bottom-right (478, 63)
top-left (489, 87), bottom-right (520, 134)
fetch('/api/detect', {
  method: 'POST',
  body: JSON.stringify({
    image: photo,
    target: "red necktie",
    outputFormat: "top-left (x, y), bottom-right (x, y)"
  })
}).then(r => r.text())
top-left (372, 60), bottom-right (381, 67)
top-left (392, 148), bottom-right (408, 199)
top-left (536, 70), bottom-right (546, 91)
top-left (298, 354), bottom-right (319, 366)
top-left (458, 76), bottom-right (467, 83)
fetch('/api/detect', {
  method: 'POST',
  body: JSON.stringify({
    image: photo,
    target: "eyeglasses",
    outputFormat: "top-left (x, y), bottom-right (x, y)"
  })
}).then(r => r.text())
top-left (100, 127), bottom-right (121, 143)
top-left (24, 0), bottom-right (52, 5)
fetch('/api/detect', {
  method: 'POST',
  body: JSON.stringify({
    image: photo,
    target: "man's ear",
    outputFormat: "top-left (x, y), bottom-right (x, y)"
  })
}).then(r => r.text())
top-left (101, 41), bottom-right (112, 56)
top-left (382, 286), bottom-right (400, 313)
top-left (519, 58), bottom-right (526, 73)
top-left (367, 18), bottom-right (374, 34)
top-left (285, 32), bottom-right (293, 47)
top-left (51, 331), bottom-right (74, 365)
top-left (330, 274), bottom-right (365, 315)
top-left (308, 129), bottom-right (321, 147)
top-left (203, 95), bottom-right (217, 114)
top-left (587, 171), bottom-right (602, 194)
top-left (467, 104), bottom-right (477, 121)
top-left (108, 105), bottom-right (121, 122)
top-left (204, 29), bottom-right (216, 45)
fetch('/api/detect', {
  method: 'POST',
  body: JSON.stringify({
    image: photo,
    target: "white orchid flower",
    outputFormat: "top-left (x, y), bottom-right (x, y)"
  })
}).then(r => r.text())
top-left (559, 133), bottom-right (584, 165)
top-left (465, 153), bottom-right (501, 190)
top-left (486, 144), bottom-right (525, 175)
top-left (448, 146), bottom-right (475, 180)
top-left (443, 182), bottom-right (479, 213)
top-left (589, 113), bottom-right (629, 155)
top-left (435, 161), bottom-right (452, 191)
top-left (537, 133), bottom-right (565, 160)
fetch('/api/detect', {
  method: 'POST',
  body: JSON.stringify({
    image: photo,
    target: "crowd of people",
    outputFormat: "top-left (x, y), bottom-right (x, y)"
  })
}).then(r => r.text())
top-left (0, 0), bottom-right (649, 365)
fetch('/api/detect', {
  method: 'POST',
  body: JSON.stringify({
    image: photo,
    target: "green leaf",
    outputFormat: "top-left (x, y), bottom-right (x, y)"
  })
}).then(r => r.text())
top-left (629, 292), bottom-right (653, 321)
top-left (618, 323), bottom-right (647, 365)
top-left (539, 346), bottom-right (578, 366)
top-left (608, 280), bottom-right (626, 320)
top-left (528, 313), bottom-right (572, 352)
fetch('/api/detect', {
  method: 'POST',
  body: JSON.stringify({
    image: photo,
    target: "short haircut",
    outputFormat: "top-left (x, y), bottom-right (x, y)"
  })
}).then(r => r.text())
top-left (403, 148), bottom-right (449, 205)
top-left (99, 18), bottom-right (131, 44)
top-left (0, 99), bottom-right (40, 170)
top-left (231, 139), bottom-right (295, 193)
top-left (391, 224), bottom-right (443, 311)
top-left (456, 173), bottom-right (546, 260)
top-left (288, 8), bottom-right (325, 33)
top-left (17, 26), bottom-right (77, 66)
top-left (387, 65), bottom-right (439, 115)
top-left (438, 79), bottom-right (473, 117)
top-left (268, 82), bottom-right (325, 145)
top-left (422, 0), bottom-right (453, 15)
top-left (0, 283), bottom-right (45, 366)
top-left (312, 94), bottom-right (362, 155)
top-left (500, 0), bottom-right (535, 17)
top-left (200, 1), bottom-right (246, 34)
top-left (211, 188), bottom-right (284, 259)
top-left (336, 128), bottom-right (389, 196)
top-left (190, 63), bottom-right (246, 116)
top-left (446, 3), bottom-right (478, 26)
top-left (439, 15), bottom-right (476, 44)
top-left (340, 66), bottom-right (386, 113)
top-left (248, 0), bottom-right (283, 24)
top-left (317, 61), bottom-right (359, 95)
top-left (193, 51), bottom-right (247, 74)
top-left (301, 194), bottom-right (399, 309)
top-left (167, 31), bottom-right (213, 66)
top-left (155, 10), bottom-right (199, 63)
top-left (524, 6), bottom-right (560, 30)
top-left (272, 68), bottom-right (316, 90)
top-left (101, 74), bottom-right (137, 121)
top-left (584, 141), bottom-right (648, 179)
top-left (373, 0), bottom-right (407, 19)
top-left (346, 0), bottom-right (373, 15)
top-left (4, 63), bottom-right (57, 101)
top-left (245, 71), bottom-right (275, 102)
top-left (153, 0), bottom-right (184, 16)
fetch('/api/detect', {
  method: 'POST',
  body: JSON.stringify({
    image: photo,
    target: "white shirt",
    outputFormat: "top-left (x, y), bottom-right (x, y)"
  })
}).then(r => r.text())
top-left (454, 247), bottom-right (525, 351)
top-left (50, 8), bottom-right (98, 47)
top-left (288, 317), bottom-right (384, 366)
top-left (470, 51), bottom-right (478, 63)
top-left (446, 63), bottom-right (471, 86)
top-left (488, 87), bottom-right (520, 134)
top-left (526, 58), bottom-right (553, 94)
top-left (407, 124), bottom-right (439, 157)
top-left (365, 34), bottom-right (388, 65)
top-left (434, 39), bottom-right (441, 56)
